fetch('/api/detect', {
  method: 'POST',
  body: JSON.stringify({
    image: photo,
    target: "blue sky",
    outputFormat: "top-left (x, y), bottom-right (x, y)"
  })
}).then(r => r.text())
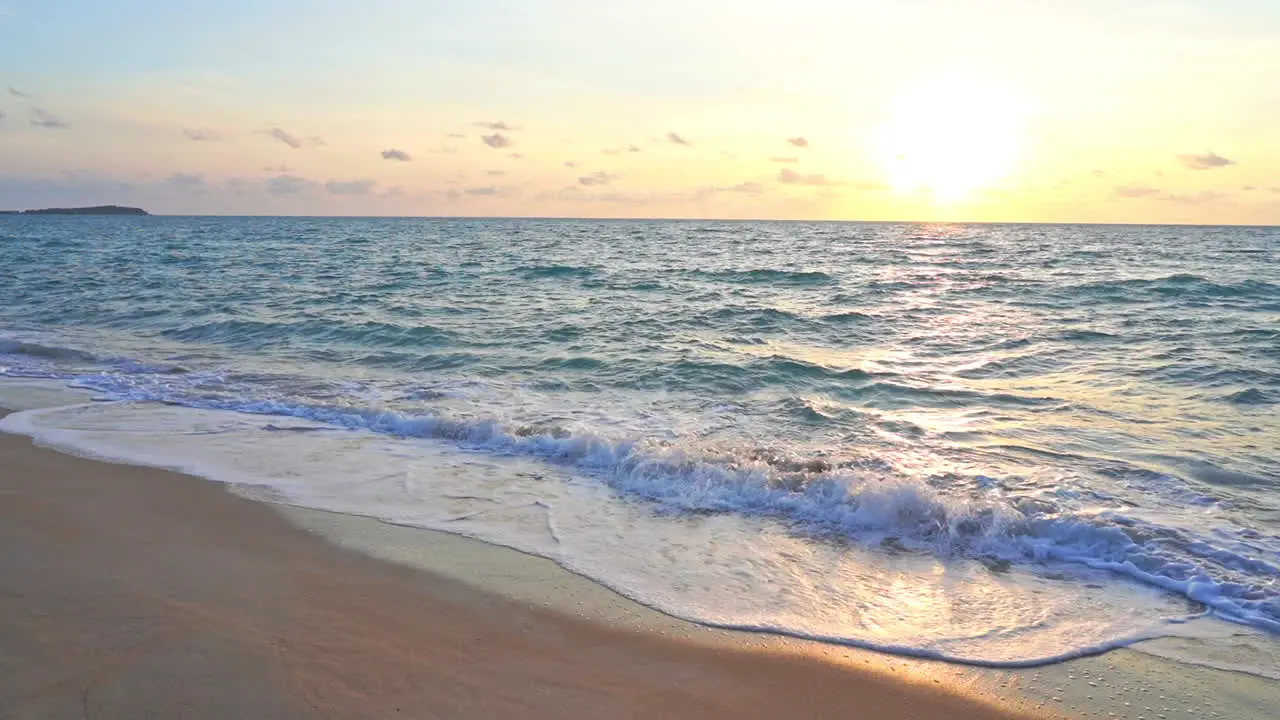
top-left (2, 0), bottom-right (1278, 222)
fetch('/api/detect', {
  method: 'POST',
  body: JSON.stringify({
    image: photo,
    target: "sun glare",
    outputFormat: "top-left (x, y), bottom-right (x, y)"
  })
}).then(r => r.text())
top-left (878, 72), bottom-right (1029, 202)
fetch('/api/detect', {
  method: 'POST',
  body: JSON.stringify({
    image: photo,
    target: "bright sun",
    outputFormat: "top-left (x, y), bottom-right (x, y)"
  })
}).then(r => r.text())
top-left (878, 72), bottom-right (1029, 202)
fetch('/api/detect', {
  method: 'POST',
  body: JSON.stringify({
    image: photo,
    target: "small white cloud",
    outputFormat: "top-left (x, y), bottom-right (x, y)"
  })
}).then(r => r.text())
top-left (266, 174), bottom-right (316, 195)
top-left (183, 127), bottom-right (222, 141)
top-left (29, 107), bottom-right (69, 129)
top-left (1114, 184), bottom-right (1161, 198)
top-left (262, 127), bottom-right (302, 148)
top-left (164, 173), bottom-right (205, 190)
top-left (325, 179), bottom-right (377, 195)
top-left (777, 168), bottom-right (834, 186)
top-left (1177, 152), bottom-right (1234, 170)
top-left (481, 132), bottom-right (512, 149)
top-left (578, 171), bottom-right (616, 187)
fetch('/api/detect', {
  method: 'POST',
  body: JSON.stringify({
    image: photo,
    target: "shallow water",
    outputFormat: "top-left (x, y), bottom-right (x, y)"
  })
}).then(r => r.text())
top-left (1, 216), bottom-right (1277, 668)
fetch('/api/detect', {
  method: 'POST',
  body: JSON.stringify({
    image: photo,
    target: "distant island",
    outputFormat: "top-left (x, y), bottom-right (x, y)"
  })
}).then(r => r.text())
top-left (0, 205), bottom-right (149, 216)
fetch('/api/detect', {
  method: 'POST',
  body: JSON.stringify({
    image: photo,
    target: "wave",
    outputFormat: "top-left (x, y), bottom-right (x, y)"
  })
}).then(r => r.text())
top-left (14, 369), bottom-right (1274, 638)
top-left (160, 319), bottom-right (457, 349)
top-left (0, 339), bottom-right (101, 364)
top-left (1069, 275), bottom-right (1280, 302)
top-left (693, 269), bottom-right (836, 286)
top-left (518, 264), bottom-right (597, 279)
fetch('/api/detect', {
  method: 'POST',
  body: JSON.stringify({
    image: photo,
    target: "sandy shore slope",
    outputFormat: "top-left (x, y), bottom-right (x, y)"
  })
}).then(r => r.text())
top-left (0, 426), bottom-right (1041, 719)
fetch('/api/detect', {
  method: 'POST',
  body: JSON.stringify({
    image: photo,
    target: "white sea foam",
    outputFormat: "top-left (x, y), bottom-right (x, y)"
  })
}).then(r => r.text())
top-left (0, 392), bottom-right (1244, 667)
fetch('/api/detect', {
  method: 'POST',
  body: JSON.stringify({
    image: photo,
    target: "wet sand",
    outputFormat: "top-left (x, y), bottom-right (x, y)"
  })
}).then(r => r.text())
top-left (0, 426), bottom-right (1038, 719)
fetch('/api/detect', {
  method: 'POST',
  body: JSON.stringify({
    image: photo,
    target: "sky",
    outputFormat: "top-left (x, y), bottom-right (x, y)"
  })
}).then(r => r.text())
top-left (1, 0), bottom-right (1278, 223)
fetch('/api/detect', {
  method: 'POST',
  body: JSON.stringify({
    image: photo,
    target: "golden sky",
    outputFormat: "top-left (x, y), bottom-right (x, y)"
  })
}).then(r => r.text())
top-left (1, 0), bottom-right (1277, 223)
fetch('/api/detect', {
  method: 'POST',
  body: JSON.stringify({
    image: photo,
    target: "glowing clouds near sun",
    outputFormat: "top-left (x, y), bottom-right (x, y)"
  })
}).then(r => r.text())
top-left (877, 72), bottom-right (1031, 202)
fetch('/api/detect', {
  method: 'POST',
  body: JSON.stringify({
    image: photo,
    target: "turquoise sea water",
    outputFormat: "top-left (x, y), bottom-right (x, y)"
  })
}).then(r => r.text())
top-left (1, 216), bottom-right (1277, 668)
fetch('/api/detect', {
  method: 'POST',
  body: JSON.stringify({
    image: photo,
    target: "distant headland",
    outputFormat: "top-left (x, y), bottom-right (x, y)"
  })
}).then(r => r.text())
top-left (0, 205), bottom-right (150, 216)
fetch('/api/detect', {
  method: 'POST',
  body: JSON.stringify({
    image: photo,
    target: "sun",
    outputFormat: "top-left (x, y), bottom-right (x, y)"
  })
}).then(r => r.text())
top-left (878, 71), bottom-right (1029, 202)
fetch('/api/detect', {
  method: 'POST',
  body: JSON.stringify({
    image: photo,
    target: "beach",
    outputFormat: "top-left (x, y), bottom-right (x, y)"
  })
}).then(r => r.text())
top-left (0, 418), bottom-right (1040, 719)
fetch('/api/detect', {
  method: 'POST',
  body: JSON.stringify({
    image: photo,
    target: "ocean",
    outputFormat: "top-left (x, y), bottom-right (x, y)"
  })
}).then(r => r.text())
top-left (1, 216), bottom-right (1277, 671)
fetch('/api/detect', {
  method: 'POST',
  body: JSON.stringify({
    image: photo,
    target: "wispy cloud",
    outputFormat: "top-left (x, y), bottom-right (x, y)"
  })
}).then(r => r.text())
top-left (666, 132), bottom-right (691, 146)
top-left (769, 156), bottom-right (798, 164)
top-left (603, 144), bottom-right (642, 155)
top-left (481, 132), bottom-right (512, 149)
top-left (1177, 152), bottom-right (1235, 170)
top-left (326, 179), bottom-right (377, 195)
top-left (266, 174), bottom-right (316, 195)
top-left (29, 108), bottom-right (69, 129)
top-left (8, 86), bottom-right (29, 98)
top-left (262, 165), bottom-right (292, 173)
top-left (261, 126), bottom-right (323, 149)
top-left (564, 161), bottom-right (579, 168)
top-left (0, 110), bottom-right (5, 122)
top-left (578, 171), bottom-right (616, 187)
top-left (164, 173), bottom-right (206, 191)
top-left (508, 152), bottom-right (524, 159)
top-left (777, 168), bottom-right (834, 186)
top-left (787, 137), bottom-right (808, 148)
top-left (1114, 185), bottom-right (1162, 198)
top-left (380, 148), bottom-right (412, 161)
top-left (474, 121), bottom-right (513, 131)
top-left (710, 181), bottom-right (764, 194)
top-left (486, 170), bottom-right (506, 177)
top-left (464, 186), bottom-right (503, 196)
top-left (182, 127), bottom-right (222, 141)
top-left (447, 133), bottom-right (466, 139)
top-left (1161, 190), bottom-right (1226, 205)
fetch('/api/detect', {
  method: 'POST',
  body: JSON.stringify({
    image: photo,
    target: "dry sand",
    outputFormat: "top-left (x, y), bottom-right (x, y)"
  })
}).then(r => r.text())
top-left (0, 425), bottom-right (1041, 719)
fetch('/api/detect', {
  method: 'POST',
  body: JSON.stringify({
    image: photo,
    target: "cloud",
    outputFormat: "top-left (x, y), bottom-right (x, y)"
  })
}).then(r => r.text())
top-left (447, 133), bottom-right (466, 139)
top-left (1161, 190), bottom-right (1226, 205)
top-left (464, 186), bottom-right (502, 196)
top-left (8, 86), bottom-right (29, 98)
top-left (164, 173), bottom-right (205, 190)
top-left (481, 132), bottom-right (512, 149)
top-left (0, 110), bottom-right (5, 121)
top-left (266, 174), bottom-right (316, 195)
top-left (29, 108), bottom-right (69, 129)
top-left (508, 152), bottom-right (524, 159)
top-left (1177, 152), bottom-right (1234, 170)
top-left (486, 170), bottom-right (506, 177)
top-left (182, 127), bottom-right (222, 141)
top-left (262, 165), bottom-right (292, 173)
top-left (787, 137), bottom-right (808, 148)
top-left (475, 121), bottom-right (513, 131)
top-left (777, 168), bottom-right (835, 186)
top-left (261, 127), bottom-right (324, 149)
top-left (770, 156), bottom-right (798, 164)
top-left (603, 144), bottom-right (642, 155)
top-left (578, 171), bottom-right (616, 187)
top-left (1114, 184), bottom-right (1162, 198)
top-left (325, 179), bottom-right (377, 195)
top-left (380, 148), bottom-right (412, 161)
top-left (564, 161), bottom-right (579, 168)
top-left (709, 181), bottom-right (764, 194)
top-left (667, 132), bottom-right (691, 146)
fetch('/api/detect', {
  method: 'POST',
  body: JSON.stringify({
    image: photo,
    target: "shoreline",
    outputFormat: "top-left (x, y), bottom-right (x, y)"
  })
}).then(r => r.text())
top-left (0, 414), bottom-right (1041, 719)
top-left (2, 385), bottom-right (1277, 718)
